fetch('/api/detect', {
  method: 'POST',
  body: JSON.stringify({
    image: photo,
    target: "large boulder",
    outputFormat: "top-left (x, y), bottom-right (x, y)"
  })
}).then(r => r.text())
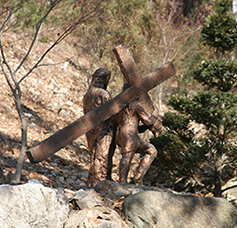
top-left (123, 189), bottom-right (237, 228)
top-left (0, 181), bottom-right (69, 228)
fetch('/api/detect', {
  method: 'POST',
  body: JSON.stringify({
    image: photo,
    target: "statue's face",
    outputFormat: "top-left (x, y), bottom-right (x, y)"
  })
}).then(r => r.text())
top-left (103, 73), bottom-right (111, 88)
top-left (151, 120), bottom-right (164, 138)
top-left (93, 73), bottom-right (111, 89)
top-left (92, 68), bottom-right (111, 89)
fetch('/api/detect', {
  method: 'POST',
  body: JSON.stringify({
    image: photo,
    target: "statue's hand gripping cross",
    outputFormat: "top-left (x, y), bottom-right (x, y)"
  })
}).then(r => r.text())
top-left (27, 43), bottom-right (176, 163)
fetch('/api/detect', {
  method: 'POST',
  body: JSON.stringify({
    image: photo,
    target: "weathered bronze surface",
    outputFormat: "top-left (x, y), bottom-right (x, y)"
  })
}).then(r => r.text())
top-left (113, 42), bottom-right (163, 137)
top-left (113, 43), bottom-right (164, 184)
top-left (116, 84), bottom-right (159, 185)
top-left (27, 61), bottom-right (175, 163)
top-left (83, 68), bottom-right (116, 186)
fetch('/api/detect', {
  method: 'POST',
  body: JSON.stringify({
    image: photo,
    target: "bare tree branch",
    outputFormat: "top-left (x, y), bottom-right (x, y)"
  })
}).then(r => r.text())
top-left (15, 0), bottom-right (62, 75)
top-left (0, 40), bottom-right (17, 93)
top-left (0, 1), bottom-right (26, 33)
top-left (19, 0), bottom-right (110, 84)
top-left (0, 7), bottom-right (12, 32)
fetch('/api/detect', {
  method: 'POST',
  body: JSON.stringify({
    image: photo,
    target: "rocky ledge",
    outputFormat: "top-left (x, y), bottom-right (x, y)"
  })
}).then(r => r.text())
top-left (0, 179), bottom-right (236, 228)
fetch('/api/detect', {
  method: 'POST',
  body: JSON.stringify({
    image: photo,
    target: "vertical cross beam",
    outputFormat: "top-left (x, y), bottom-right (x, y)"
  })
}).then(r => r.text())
top-left (113, 42), bottom-right (156, 116)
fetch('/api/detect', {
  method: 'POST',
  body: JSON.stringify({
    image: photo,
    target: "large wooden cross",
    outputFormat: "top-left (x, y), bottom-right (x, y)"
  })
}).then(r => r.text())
top-left (27, 43), bottom-right (176, 163)
top-left (113, 42), bottom-right (157, 118)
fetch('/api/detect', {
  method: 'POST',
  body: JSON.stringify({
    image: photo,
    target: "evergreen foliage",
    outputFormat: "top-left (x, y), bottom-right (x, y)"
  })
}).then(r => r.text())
top-left (11, 0), bottom-right (49, 29)
top-left (151, 0), bottom-right (237, 196)
top-left (194, 59), bottom-right (237, 92)
top-left (200, 0), bottom-right (237, 54)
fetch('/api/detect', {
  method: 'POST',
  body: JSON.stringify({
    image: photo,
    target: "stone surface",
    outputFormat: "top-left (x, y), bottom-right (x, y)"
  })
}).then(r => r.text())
top-left (65, 206), bottom-right (128, 228)
top-left (0, 180), bottom-right (236, 228)
top-left (222, 177), bottom-right (237, 206)
top-left (73, 189), bottom-right (103, 209)
top-left (95, 180), bottom-right (132, 200)
top-left (94, 179), bottom-right (168, 199)
top-left (123, 189), bottom-right (237, 228)
top-left (0, 182), bottom-right (69, 228)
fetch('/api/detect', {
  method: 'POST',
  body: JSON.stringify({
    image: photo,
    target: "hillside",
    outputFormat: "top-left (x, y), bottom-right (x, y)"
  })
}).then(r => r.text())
top-left (0, 30), bottom-right (87, 187)
top-left (0, 30), bottom-right (159, 189)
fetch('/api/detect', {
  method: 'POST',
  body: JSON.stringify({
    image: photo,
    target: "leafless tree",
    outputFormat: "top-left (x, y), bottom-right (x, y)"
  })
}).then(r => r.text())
top-left (0, 0), bottom-right (110, 183)
top-left (150, 1), bottom-right (202, 111)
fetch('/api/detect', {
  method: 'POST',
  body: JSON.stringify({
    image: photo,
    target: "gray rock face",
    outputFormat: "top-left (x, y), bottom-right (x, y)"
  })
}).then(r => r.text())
top-left (222, 177), bottom-right (237, 206)
top-left (64, 206), bottom-right (128, 228)
top-left (0, 182), bottom-right (69, 228)
top-left (73, 189), bottom-right (103, 209)
top-left (95, 180), bottom-right (132, 200)
top-left (0, 180), bottom-right (236, 228)
top-left (123, 190), bottom-right (237, 228)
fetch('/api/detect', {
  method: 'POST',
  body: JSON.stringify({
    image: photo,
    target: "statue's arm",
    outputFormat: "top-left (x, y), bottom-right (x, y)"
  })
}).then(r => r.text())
top-left (148, 102), bottom-right (159, 124)
top-left (136, 102), bottom-right (155, 126)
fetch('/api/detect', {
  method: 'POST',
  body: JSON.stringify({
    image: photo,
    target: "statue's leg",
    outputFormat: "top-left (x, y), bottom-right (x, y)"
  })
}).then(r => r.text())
top-left (106, 125), bottom-right (117, 180)
top-left (132, 141), bottom-right (157, 185)
top-left (119, 150), bottom-right (134, 184)
top-left (86, 132), bottom-right (96, 187)
top-left (87, 154), bottom-right (99, 186)
top-left (92, 134), bottom-right (112, 186)
top-left (87, 162), bottom-right (96, 186)
top-left (119, 133), bottom-right (139, 184)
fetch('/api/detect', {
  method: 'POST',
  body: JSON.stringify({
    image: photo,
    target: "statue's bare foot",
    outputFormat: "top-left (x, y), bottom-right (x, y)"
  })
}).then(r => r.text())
top-left (130, 178), bottom-right (143, 186)
top-left (119, 179), bottom-right (128, 185)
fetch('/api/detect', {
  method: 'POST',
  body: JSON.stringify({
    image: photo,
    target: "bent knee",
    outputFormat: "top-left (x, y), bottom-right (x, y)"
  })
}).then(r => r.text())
top-left (148, 144), bottom-right (157, 158)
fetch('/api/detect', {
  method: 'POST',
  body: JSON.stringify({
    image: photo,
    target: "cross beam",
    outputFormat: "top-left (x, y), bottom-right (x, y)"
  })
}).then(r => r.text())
top-left (113, 42), bottom-right (156, 116)
top-left (26, 48), bottom-right (175, 163)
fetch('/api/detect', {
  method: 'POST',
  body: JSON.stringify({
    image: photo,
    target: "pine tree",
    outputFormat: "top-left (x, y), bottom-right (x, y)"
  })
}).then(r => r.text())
top-left (151, 0), bottom-right (237, 197)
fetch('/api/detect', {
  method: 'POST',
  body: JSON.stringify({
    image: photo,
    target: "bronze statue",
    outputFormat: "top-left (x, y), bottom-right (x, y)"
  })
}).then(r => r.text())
top-left (116, 83), bottom-right (162, 185)
top-left (83, 68), bottom-right (116, 187)
top-left (26, 45), bottom-right (175, 166)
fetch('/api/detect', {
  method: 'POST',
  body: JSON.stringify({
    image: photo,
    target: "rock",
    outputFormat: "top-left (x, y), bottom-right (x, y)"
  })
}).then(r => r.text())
top-left (65, 206), bottom-right (128, 228)
top-left (73, 189), bottom-right (104, 209)
top-left (94, 180), bottom-right (167, 199)
top-left (0, 179), bottom-right (236, 228)
top-left (222, 177), bottom-right (237, 206)
top-left (0, 182), bottom-right (69, 228)
top-left (123, 190), bottom-right (237, 228)
top-left (95, 180), bottom-right (132, 200)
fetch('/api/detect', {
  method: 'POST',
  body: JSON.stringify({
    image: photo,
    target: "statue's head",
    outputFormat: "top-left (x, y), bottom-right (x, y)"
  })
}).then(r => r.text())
top-left (92, 68), bottom-right (111, 89)
top-left (150, 116), bottom-right (164, 137)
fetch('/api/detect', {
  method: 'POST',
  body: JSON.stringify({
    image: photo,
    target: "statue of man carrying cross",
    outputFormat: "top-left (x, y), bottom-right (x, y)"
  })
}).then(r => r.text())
top-left (116, 83), bottom-right (161, 185)
top-left (83, 68), bottom-right (116, 187)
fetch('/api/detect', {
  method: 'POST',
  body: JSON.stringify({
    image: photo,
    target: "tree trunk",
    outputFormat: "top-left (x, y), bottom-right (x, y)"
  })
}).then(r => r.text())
top-left (213, 175), bottom-right (222, 197)
top-left (13, 96), bottom-right (27, 183)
